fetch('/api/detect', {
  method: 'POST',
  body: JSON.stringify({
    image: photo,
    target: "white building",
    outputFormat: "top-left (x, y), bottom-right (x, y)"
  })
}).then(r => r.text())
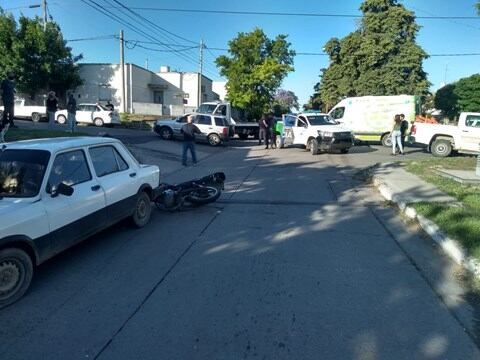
top-left (75, 63), bottom-right (219, 116)
top-left (212, 81), bottom-right (227, 101)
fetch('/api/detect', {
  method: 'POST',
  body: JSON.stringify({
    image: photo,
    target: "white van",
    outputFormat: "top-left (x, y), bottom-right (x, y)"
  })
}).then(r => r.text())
top-left (328, 95), bottom-right (417, 146)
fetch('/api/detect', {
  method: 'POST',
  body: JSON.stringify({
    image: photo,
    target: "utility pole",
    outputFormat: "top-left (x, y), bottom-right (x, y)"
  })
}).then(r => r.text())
top-left (145, 58), bottom-right (149, 70)
top-left (120, 30), bottom-right (126, 113)
top-left (42, 0), bottom-right (47, 30)
top-left (198, 39), bottom-right (204, 107)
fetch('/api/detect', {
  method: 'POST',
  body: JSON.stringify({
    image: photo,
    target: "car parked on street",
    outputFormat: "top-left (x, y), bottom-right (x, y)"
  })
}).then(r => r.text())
top-left (410, 112), bottom-right (480, 157)
top-left (0, 99), bottom-right (46, 122)
top-left (0, 137), bottom-right (160, 308)
top-left (55, 103), bottom-right (120, 127)
top-left (154, 113), bottom-right (233, 146)
top-left (276, 112), bottom-right (354, 154)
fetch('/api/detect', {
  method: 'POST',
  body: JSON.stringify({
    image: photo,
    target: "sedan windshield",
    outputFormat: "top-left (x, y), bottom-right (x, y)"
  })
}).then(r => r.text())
top-left (0, 149), bottom-right (50, 198)
top-left (307, 115), bottom-right (337, 126)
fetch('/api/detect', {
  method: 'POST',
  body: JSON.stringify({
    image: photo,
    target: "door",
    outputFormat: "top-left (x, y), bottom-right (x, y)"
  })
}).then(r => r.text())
top-left (460, 114), bottom-right (480, 152)
top-left (88, 144), bottom-right (140, 223)
top-left (193, 114), bottom-right (211, 142)
top-left (75, 105), bottom-right (91, 123)
top-left (44, 149), bottom-right (107, 253)
top-left (292, 116), bottom-right (309, 145)
top-left (153, 91), bottom-right (164, 104)
top-left (172, 115), bottom-right (188, 137)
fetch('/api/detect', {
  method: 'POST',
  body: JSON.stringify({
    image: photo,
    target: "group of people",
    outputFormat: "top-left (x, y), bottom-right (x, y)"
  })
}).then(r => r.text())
top-left (258, 113), bottom-right (277, 149)
top-left (44, 91), bottom-right (77, 132)
top-left (391, 113), bottom-right (409, 156)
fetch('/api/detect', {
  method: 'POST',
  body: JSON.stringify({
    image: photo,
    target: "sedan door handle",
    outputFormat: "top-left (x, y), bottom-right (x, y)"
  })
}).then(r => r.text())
top-left (129, 172), bottom-right (137, 178)
top-left (91, 185), bottom-right (101, 191)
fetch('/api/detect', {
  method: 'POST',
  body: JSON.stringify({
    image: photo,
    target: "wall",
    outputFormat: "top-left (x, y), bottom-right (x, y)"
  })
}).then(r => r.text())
top-left (133, 102), bottom-right (163, 115)
top-left (76, 64), bottom-right (120, 106)
top-left (212, 81), bottom-right (227, 101)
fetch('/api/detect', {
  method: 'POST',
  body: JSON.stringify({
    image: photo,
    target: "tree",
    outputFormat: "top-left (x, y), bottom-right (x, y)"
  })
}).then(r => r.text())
top-left (454, 74), bottom-right (480, 113)
top-left (311, 0), bottom-right (429, 110)
top-left (434, 74), bottom-right (480, 118)
top-left (477, 1), bottom-right (480, 15)
top-left (303, 82), bottom-right (324, 111)
top-left (0, 11), bottom-right (82, 100)
top-left (216, 28), bottom-right (295, 120)
top-left (434, 84), bottom-right (458, 119)
top-left (272, 89), bottom-right (299, 115)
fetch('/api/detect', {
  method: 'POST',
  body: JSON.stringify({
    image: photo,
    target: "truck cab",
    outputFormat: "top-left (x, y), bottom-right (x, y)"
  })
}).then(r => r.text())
top-left (276, 112), bottom-right (354, 155)
top-left (411, 112), bottom-right (480, 157)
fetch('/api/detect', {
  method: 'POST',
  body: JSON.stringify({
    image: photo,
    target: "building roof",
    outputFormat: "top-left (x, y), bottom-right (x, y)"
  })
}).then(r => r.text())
top-left (3, 136), bottom-right (121, 152)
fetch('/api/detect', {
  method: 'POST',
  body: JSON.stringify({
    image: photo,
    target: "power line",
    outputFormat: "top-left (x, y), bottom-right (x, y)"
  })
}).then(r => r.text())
top-left (118, 7), bottom-right (480, 20)
top-left (67, 35), bottom-right (117, 42)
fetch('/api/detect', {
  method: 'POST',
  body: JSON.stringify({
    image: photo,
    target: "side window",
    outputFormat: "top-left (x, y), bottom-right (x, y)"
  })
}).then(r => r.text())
top-left (77, 105), bottom-right (86, 112)
top-left (48, 150), bottom-right (91, 190)
top-left (214, 117), bottom-right (227, 126)
top-left (284, 116), bottom-right (295, 127)
top-left (196, 115), bottom-right (211, 125)
top-left (331, 107), bottom-right (345, 120)
top-left (89, 146), bottom-right (129, 177)
top-left (465, 115), bottom-right (480, 128)
top-left (296, 116), bottom-right (307, 127)
top-left (214, 105), bottom-right (226, 116)
top-left (177, 116), bottom-right (188, 123)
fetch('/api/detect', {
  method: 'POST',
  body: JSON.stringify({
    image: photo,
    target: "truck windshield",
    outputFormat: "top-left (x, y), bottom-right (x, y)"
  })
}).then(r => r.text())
top-left (197, 104), bottom-right (217, 114)
top-left (307, 115), bottom-right (337, 126)
top-left (0, 149), bottom-right (50, 198)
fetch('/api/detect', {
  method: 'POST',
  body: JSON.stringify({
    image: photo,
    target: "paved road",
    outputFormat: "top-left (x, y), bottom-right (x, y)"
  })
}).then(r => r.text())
top-left (1, 124), bottom-right (479, 359)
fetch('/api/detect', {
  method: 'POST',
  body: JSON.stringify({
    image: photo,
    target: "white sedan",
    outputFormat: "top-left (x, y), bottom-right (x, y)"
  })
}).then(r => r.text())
top-left (0, 137), bottom-right (159, 308)
top-left (56, 103), bottom-right (120, 127)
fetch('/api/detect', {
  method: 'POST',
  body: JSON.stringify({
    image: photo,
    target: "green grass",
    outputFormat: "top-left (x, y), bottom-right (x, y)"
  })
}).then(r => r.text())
top-left (5, 128), bottom-right (87, 142)
top-left (404, 157), bottom-right (480, 259)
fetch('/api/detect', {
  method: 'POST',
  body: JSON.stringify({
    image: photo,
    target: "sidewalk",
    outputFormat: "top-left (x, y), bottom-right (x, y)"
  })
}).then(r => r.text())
top-left (370, 162), bottom-right (480, 277)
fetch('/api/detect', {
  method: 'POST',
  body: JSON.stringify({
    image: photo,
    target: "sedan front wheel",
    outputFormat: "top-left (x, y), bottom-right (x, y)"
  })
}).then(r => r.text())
top-left (0, 248), bottom-right (33, 309)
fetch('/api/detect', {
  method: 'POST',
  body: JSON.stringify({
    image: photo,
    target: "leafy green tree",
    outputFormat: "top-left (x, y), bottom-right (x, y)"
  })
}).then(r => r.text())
top-left (303, 82), bottom-right (324, 111)
top-left (216, 28), bottom-right (295, 119)
top-left (313, 0), bottom-right (429, 110)
top-left (454, 74), bottom-right (480, 113)
top-left (0, 11), bottom-right (82, 100)
top-left (434, 84), bottom-right (458, 119)
top-left (477, 1), bottom-right (480, 15)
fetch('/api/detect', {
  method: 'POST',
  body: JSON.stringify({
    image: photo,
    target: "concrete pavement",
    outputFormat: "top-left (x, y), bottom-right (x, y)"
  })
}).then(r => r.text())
top-left (1, 126), bottom-right (480, 359)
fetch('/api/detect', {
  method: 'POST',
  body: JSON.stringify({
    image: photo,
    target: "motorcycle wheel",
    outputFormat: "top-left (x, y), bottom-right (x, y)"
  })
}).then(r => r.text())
top-left (187, 186), bottom-right (221, 205)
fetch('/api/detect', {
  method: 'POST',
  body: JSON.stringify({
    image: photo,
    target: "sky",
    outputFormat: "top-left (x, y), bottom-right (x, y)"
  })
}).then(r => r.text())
top-left (2, 0), bottom-right (480, 106)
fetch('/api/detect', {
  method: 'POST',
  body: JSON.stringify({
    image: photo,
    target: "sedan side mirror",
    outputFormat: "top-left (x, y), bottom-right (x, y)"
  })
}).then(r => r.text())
top-left (52, 182), bottom-right (74, 197)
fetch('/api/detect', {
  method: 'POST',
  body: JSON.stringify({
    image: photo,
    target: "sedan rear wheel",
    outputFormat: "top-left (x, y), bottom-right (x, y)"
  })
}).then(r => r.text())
top-left (57, 115), bottom-right (67, 125)
top-left (0, 248), bottom-right (33, 309)
top-left (94, 118), bottom-right (104, 127)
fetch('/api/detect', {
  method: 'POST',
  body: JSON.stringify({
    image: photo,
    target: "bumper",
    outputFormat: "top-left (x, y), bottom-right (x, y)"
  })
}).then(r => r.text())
top-left (319, 136), bottom-right (353, 151)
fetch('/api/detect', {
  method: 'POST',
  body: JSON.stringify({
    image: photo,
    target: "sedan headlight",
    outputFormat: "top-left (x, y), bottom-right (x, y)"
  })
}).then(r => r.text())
top-left (318, 130), bottom-right (333, 137)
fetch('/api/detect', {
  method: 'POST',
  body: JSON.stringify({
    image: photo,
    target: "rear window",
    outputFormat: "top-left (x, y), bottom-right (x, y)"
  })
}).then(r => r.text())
top-left (195, 115), bottom-right (211, 125)
top-left (214, 117), bottom-right (228, 126)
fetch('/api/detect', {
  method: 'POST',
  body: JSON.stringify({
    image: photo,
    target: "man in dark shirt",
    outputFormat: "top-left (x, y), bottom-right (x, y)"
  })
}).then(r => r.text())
top-left (105, 100), bottom-right (114, 111)
top-left (399, 113), bottom-right (409, 151)
top-left (67, 94), bottom-right (77, 133)
top-left (180, 115), bottom-right (201, 166)
top-left (1, 71), bottom-right (16, 129)
top-left (46, 91), bottom-right (58, 128)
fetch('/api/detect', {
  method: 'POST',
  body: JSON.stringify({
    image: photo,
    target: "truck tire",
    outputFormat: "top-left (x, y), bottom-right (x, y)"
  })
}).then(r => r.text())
top-left (309, 139), bottom-right (319, 155)
top-left (381, 133), bottom-right (392, 147)
top-left (31, 112), bottom-right (41, 122)
top-left (431, 139), bottom-right (452, 157)
top-left (0, 248), bottom-right (34, 309)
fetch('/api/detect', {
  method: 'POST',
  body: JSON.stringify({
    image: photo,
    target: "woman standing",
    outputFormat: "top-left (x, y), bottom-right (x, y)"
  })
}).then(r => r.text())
top-left (391, 114), bottom-right (404, 155)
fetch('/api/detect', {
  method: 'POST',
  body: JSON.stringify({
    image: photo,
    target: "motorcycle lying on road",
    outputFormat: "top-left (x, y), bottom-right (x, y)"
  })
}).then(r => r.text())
top-left (154, 172), bottom-right (226, 211)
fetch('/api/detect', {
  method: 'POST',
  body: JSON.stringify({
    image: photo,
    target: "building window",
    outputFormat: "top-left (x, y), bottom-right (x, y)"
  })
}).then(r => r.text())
top-left (154, 91), bottom-right (164, 104)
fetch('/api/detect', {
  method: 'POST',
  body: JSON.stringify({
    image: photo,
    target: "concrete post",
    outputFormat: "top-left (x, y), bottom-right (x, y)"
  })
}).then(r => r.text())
top-left (476, 144), bottom-right (480, 177)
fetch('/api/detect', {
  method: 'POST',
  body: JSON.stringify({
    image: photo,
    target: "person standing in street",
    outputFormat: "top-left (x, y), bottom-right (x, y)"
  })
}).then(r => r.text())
top-left (67, 93), bottom-right (77, 133)
top-left (46, 91), bottom-right (58, 128)
top-left (263, 114), bottom-right (271, 149)
top-left (399, 113), bottom-right (409, 152)
top-left (181, 114), bottom-right (201, 166)
top-left (269, 113), bottom-right (277, 149)
top-left (258, 117), bottom-right (265, 146)
top-left (1, 71), bottom-right (17, 129)
top-left (391, 114), bottom-right (404, 156)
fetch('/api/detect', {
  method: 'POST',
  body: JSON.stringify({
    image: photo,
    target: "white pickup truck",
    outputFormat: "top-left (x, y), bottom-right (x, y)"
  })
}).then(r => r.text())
top-left (0, 99), bottom-right (46, 122)
top-left (410, 112), bottom-right (480, 157)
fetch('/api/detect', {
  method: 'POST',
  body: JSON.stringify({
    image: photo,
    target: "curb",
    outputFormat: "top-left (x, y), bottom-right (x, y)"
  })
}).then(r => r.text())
top-left (372, 176), bottom-right (480, 278)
